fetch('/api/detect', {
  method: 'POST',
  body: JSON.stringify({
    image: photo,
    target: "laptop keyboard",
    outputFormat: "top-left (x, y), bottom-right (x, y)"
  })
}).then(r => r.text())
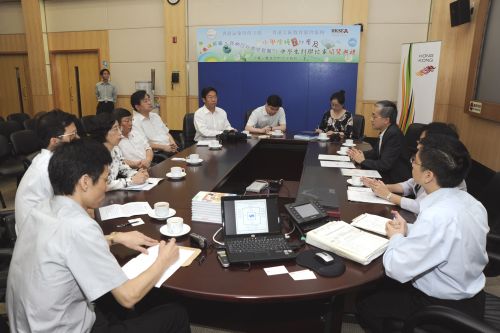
top-left (227, 236), bottom-right (291, 253)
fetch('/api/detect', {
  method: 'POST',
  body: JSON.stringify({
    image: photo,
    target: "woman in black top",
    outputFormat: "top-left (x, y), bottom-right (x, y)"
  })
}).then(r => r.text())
top-left (315, 90), bottom-right (353, 138)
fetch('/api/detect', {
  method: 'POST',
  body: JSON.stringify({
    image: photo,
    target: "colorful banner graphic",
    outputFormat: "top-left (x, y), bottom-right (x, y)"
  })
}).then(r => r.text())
top-left (397, 41), bottom-right (441, 132)
top-left (196, 25), bottom-right (360, 63)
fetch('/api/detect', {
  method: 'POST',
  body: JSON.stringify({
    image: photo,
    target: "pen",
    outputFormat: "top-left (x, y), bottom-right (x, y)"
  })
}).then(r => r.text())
top-left (117, 221), bottom-right (134, 228)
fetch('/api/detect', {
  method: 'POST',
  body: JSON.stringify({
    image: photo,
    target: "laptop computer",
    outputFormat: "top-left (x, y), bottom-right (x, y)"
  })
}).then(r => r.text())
top-left (221, 195), bottom-right (296, 264)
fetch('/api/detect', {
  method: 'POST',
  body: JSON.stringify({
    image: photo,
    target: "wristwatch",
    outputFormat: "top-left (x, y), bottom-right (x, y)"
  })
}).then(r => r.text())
top-left (386, 193), bottom-right (393, 200)
top-left (108, 231), bottom-right (118, 245)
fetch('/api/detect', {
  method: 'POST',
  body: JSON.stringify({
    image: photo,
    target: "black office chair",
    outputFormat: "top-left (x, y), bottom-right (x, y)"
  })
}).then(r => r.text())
top-left (10, 130), bottom-right (42, 170)
top-left (0, 116), bottom-right (4, 122)
top-left (74, 117), bottom-right (86, 137)
top-left (404, 123), bottom-right (425, 155)
top-left (23, 118), bottom-right (37, 131)
top-left (80, 115), bottom-right (96, 134)
top-left (244, 108), bottom-right (255, 126)
top-left (465, 159), bottom-right (496, 200)
top-left (182, 113), bottom-right (196, 149)
top-left (352, 114), bottom-right (365, 140)
top-left (0, 120), bottom-right (23, 144)
top-left (7, 113), bottom-right (30, 128)
top-left (0, 210), bottom-right (16, 330)
top-left (0, 136), bottom-right (25, 208)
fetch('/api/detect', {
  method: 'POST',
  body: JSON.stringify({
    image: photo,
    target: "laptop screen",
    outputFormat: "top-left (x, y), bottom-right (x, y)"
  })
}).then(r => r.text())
top-left (222, 195), bottom-right (280, 236)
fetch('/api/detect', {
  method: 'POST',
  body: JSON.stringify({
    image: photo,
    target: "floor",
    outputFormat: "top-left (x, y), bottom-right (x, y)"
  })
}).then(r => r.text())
top-left (2, 175), bottom-right (500, 332)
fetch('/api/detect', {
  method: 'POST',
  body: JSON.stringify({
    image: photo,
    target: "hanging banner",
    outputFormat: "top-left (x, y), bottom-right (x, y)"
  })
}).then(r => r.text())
top-left (397, 41), bottom-right (441, 132)
top-left (196, 25), bottom-right (360, 63)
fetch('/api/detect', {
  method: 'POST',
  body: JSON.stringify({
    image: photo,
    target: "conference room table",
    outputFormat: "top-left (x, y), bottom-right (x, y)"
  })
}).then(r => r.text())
top-left (99, 134), bottom-right (398, 333)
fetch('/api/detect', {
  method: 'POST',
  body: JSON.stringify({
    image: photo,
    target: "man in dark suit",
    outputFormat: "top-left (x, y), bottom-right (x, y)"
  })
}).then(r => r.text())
top-left (347, 100), bottom-right (411, 184)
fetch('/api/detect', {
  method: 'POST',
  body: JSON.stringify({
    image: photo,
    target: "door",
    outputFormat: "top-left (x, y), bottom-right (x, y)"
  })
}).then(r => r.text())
top-left (51, 52), bottom-right (99, 117)
top-left (0, 54), bottom-right (32, 118)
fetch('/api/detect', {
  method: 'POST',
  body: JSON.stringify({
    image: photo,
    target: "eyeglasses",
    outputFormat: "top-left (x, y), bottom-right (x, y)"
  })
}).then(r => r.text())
top-left (58, 131), bottom-right (77, 139)
top-left (410, 156), bottom-right (422, 166)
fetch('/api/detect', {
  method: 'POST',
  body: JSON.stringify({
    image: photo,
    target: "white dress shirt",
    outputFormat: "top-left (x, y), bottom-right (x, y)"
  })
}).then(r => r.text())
top-left (133, 111), bottom-right (171, 146)
top-left (246, 105), bottom-right (286, 128)
top-left (118, 128), bottom-right (152, 161)
top-left (398, 178), bottom-right (468, 214)
top-left (95, 81), bottom-right (117, 102)
top-left (194, 105), bottom-right (233, 141)
top-left (14, 149), bottom-right (53, 235)
top-left (383, 188), bottom-right (488, 300)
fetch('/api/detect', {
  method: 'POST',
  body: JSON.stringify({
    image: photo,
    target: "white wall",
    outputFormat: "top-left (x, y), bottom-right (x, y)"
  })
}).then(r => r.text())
top-left (363, 0), bottom-right (431, 101)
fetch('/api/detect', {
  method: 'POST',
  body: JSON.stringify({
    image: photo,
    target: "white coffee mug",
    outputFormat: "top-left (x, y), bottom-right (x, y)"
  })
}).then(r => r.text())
top-left (345, 139), bottom-right (354, 145)
top-left (171, 166), bottom-right (185, 176)
top-left (167, 216), bottom-right (183, 234)
top-left (351, 176), bottom-right (362, 186)
top-left (318, 132), bottom-right (328, 139)
top-left (209, 140), bottom-right (220, 148)
top-left (154, 202), bottom-right (169, 218)
top-left (188, 153), bottom-right (199, 162)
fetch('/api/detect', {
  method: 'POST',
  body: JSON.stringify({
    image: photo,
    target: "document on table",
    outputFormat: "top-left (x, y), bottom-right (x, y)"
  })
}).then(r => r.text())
top-left (341, 169), bottom-right (382, 178)
top-left (289, 269), bottom-right (317, 281)
top-left (122, 245), bottom-right (196, 288)
top-left (263, 265), bottom-right (289, 276)
top-left (320, 161), bottom-right (355, 168)
top-left (347, 187), bottom-right (395, 205)
top-left (99, 201), bottom-right (152, 221)
top-left (196, 140), bottom-right (211, 146)
top-left (351, 213), bottom-right (391, 236)
top-left (318, 154), bottom-right (351, 162)
top-left (125, 178), bottom-right (163, 191)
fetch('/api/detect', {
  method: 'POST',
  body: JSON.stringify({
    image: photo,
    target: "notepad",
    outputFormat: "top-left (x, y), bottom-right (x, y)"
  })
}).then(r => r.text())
top-left (351, 213), bottom-right (391, 236)
top-left (320, 161), bottom-right (355, 168)
top-left (196, 140), bottom-right (211, 146)
top-left (124, 178), bottom-right (163, 191)
top-left (347, 187), bottom-right (395, 205)
top-left (121, 245), bottom-right (197, 288)
top-left (340, 169), bottom-right (382, 178)
top-left (99, 202), bottom-right (152, 221)
top-left (318, 154), bottom-right (351, 162)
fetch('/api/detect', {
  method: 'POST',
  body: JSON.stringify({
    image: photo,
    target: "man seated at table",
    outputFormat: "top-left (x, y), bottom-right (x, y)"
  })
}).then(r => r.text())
top-left (356, 135), bottom-right (488, 333)
top-left (7, 139), bottom-right (190, 333)
top-left (347, 100), bottom-right (411, 183)
top-left (114, 108), bottom-right (153, 169)
top-left (131, 90), bottom-right (178, 156)
top-left (14, 109), bottom-right (79, 235)
top-left (362, 122), bottom-right (467, 214)
top-left (194, 86), bottom-right (235, 141)
top-left (245, 95), bottom-right (286, 134)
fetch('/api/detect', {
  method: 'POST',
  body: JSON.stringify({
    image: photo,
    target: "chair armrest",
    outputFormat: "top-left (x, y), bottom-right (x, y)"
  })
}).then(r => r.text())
top-left (403, 305), bottom-right (497, 333)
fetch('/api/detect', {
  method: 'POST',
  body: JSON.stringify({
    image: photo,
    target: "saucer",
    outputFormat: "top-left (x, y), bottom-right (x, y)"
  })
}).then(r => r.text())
top-left (318, 137), bottom-right (329, 142)
top-left (337, 150), bottom-right (348, 155)
top-left (347, 179), bottom-right (364, 187)
top-left (342, 143), bottom-right (356, 147)
top-left (160, 224), bottom-right (191, 237)
top-left (271, 133), bottom-right (284, 137)
top-left (166, 172), bottom-right (186, 179)
top-left (147, 208), bottom-right (176, 220)
top-left (186, 158), bottom-right (203, 165)
top-left (208, 145), bottom-right (222, 150)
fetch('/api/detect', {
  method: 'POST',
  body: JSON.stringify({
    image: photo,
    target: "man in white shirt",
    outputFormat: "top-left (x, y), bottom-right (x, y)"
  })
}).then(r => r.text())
top-left (356, 135), bottom-right (488, 332)
top-left (114, 108), bottom-right (153, 169)
top-left (14, 109), bottom-right (79, 235)
top-left (131, 90), bottom-right (178, 155)
top-left (194, 87), bottom-right (235, 141)
top-left (245, 95), bottom-right (286, 134)
top-left (7, 139), bottom-right (190, 333)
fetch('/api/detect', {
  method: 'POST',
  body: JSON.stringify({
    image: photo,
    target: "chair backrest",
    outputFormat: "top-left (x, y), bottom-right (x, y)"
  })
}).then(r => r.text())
top-left (404, 123), bottom-right (426, 155)
top-left (479, 172), bottom-right (500, 231)
top-left (182, 113), bottom-right (196, 145)
top-left (0, 135), bottom-right (11, 158)
top-left (7, 113), bottom-right (30, 127)
top-left (352, 114), bottom-right (365, 139)
top-left (80, 115), bottom-right (96, 134)
top-left (244, 108), bottom-right (255, 125)
top-left (0, 120), bottom-right (23, 143)
top-left (0, 116), bottom-right (4, 122)
top-left (466, 159), bottom-right (496, 200)
top-left (10, 130), bottom-right (42, 156)
top-left (74, 118), bottom-right (86, 137)
top-left (23, 118), bottom-right (37, 131)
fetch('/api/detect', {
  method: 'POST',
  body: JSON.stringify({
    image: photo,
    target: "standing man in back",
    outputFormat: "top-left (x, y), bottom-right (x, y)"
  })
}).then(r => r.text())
top-left (347, 100), bottom-right (411, 183)
top-left (95, 69), bottom-right (117, 115)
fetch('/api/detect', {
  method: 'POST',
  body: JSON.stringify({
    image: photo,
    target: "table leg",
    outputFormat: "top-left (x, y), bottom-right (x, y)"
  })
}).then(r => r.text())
top-left (324, 294), bottom-right (345, 333)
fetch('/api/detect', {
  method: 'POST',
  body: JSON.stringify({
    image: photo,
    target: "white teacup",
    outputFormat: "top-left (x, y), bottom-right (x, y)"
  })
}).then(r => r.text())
top-left (170, 166), bottom-right (185, 177)
top-left (154, 202), bottom-right (170, 218)
top-left (318, 132), bottom-right (328, 140)
top-left (273, 129), bottom-right (283, 135)
top-left (208, 140), bottom-right (220, 148)
top-left (339, 146), bottom-right (349, 152)
top-left (167, 216), bottom-right (184, 234)
top-left (187, 153), bottom-right (200, 162)
top-left (351, 176), bottom-right (362, 186)
top-left (345, 139), bottom-right (354, 145)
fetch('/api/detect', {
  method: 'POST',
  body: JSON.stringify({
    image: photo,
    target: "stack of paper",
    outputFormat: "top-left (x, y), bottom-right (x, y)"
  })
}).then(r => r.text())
top-left (125, 178), bottom-right (163, 191)
top-left (320, 161), bottom-right (355, 168)
top-left (122, 245), bottom-right (196, 288)
top-left (306, 221), bottom-right (389, 265)
top-left (191, 191), bottom-right (236, 223)
top-left (347, 187), bottom-right (395, 205)
top-left (351, 213), bottom-right (391, 236)
top-left (196, 140), bottom-right (211, 146)
top-left (318, 154), bottom-right (351, 162)
top-left (340, 169), bottom-right (382, 178)
top-left (99, 202), bottom-right (152, 221)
